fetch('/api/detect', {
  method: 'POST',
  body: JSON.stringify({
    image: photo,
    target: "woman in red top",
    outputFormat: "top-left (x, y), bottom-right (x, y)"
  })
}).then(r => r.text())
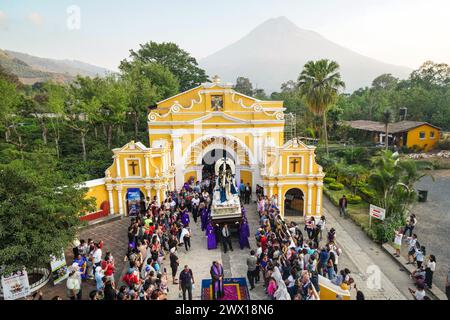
top-left (259, 230), bottom-right (267, 253)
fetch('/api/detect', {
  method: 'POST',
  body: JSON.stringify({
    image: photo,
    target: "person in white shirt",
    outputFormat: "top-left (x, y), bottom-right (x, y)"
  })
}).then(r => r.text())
top-left (406, 234), bottom-right (418, 264)
top-left (393, 228), bottom-right (403, 257)
top-left (409, 283), bottom-right (426, 300)
top-left (92, 244), bottom-right (102, 267)
top-left (316, 216), bottom-right (326, 241)
top-left (66, 264), bottom-right (82, 300)
top-left (425, 255), bottom-right (436, 289)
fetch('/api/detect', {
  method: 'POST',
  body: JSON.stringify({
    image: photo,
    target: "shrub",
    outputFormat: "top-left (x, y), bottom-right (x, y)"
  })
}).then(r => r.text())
top-left (358, 185), bottom-right (376, 202)
top-left (435, 139), bottom-right (450, 150)
top-left (328, 182), bottom-right (344, 190)
top-left (347, 195), bottom-right (362, 204)
top-left (323, 177), bottom-right (336, 184)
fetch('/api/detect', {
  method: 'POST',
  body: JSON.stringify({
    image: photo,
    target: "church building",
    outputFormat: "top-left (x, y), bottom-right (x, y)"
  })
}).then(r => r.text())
top-left (83, 76), bottom-right (324, 219)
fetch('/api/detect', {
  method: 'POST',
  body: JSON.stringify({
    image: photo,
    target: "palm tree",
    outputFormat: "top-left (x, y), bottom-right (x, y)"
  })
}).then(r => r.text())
top-left (382, 108), bottom-right (393, 150)
top-left (298, 59), bottom-right (345, 156)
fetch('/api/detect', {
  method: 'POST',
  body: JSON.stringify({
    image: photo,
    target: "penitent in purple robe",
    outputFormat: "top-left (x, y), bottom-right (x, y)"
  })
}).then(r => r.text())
top-left (201, 208), bottom-right (208, 231)
top-left (206, 223), bottom-right (217, 250)
top-left (238, 220), bottom-right (250, 249)
top-left (181, 210), bottom-right (190, 226)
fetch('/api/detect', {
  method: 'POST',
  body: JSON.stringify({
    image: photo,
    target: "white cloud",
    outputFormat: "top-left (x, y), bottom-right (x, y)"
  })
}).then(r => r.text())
top-left (27, 12), bottom-right (44, 26)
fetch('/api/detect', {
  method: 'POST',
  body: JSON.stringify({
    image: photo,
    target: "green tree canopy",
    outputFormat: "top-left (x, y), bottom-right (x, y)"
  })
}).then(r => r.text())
top-left (233, 77), bottom-right (254, 96)
top-left (120, 41), bottom-right (208, 92)
top-left (0, 150), bottom-right (94, 275)
top-left (298, 59), bottom-right (345, 155)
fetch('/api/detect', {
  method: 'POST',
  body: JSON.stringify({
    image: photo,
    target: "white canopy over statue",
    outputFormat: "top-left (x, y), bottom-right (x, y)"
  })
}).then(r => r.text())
top-left (211, 157), bottom-right (242, 222)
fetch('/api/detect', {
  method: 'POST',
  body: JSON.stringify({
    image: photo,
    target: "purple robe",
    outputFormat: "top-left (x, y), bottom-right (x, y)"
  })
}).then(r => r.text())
top-left (238, 221), bottom-right (250, 249)
top-left (181, 210), bottom-right (190, 226)
top-left (201, 208), bottom-right (208, 231)
top-left (210, 263), bottom-right (224, 299)
top-left (206, 223), bottom-right (217, 250)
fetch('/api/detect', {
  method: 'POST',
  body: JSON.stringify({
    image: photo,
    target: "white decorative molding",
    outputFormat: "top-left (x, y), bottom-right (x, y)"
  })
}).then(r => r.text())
top-left (231, 92), bottom-right (284, 120)
top-left (148, 91), bottom-right (203, 122)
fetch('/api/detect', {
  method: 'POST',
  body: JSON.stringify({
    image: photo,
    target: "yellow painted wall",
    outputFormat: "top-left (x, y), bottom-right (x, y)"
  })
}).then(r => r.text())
top-left (240, 170), bottom-right (253, 187)
top-left (85, 184), bottom-right (108, 211)
top-left (184, 171), bottom-right (197, 182)
top-left (407, 125), bottom-right (440, 151)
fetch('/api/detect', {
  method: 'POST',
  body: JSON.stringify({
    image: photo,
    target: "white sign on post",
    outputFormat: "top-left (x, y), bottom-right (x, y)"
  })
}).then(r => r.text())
top-left (369, 204), bottom-right (386, 220)
top-left (1, 270), bottom-right (30, 300)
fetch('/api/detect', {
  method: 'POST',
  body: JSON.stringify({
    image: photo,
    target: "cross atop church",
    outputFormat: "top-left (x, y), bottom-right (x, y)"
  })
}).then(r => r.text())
top-left (212, 75), bottom-right (221, 84)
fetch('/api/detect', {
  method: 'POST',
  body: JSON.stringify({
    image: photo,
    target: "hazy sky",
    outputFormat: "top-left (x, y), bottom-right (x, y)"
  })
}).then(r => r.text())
top-left (0, 0), bottom-right (449, 71)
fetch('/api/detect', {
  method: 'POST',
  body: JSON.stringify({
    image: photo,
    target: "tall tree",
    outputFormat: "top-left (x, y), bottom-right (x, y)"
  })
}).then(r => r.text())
top-left (120, 41), bottom-right (208, 92)
top-left (371, 73), bottom-right (399, 91)
top-left (233, 77), bottom-right (254, 96)
top-left (66, 76), bottom-right (101, 161)
top-left (298, 59), bottom-right (345, 156)
top-left (0, 151), bottom-right (94, 275)
top-left (96, 75), bottom-right (128, 149)
top-left (410, 61), bottom-right (450, 89)
top-left (42, 82), bottom-right (67, 158)
top-left (121, 62), bottom-right (179, 140)
top-left (0, 78), bottom-right (20, 143)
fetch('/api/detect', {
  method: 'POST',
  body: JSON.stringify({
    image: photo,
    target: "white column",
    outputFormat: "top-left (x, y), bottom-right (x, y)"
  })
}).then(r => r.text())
top-left (269, 184), bottom-right (274, 197)
top-left (309, 151), bottom-right (313, 175)
top-left (145, 154), bottom-right (150, 177)
top-left (145, 185), bottom-right (151, 200)
top-left (172, 134), bottom-right (184, 190)
top-left (155, 184), bottom-right (161, 206)
top-left (107, 186), bottom-right (115, 215)
top-left (115, 155), bottom-right (121, 178)
top-left (316, 183), bottom-right (323, 215)
top-left (116, 186), bottom-right (124, 216)
top-left (279, 153), bottom-right (283, 175)
top-left (277, 185), bottom-right (282, 214)
top-left (307, 182), bottom-right (313, 215)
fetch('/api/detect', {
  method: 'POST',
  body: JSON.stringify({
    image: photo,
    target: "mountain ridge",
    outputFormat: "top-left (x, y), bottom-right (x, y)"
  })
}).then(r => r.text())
top-left (199, 16), bottom-right (412, 93)
top-left (0, 49), bottom-right (112, 85)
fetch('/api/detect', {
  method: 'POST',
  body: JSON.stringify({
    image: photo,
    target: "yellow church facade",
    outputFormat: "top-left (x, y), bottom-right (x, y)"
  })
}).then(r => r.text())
top-left (83, 77), bottom-right (324, 219)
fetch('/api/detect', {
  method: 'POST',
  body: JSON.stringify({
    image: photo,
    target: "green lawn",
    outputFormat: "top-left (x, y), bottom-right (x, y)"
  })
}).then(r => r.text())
top-left (323, 184), bottom-right (381, 239)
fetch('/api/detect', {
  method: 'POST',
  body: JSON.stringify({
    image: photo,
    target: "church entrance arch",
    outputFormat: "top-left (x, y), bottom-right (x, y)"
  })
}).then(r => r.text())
top-left (183, 134), bottom-right (254, 184)
top-left (284, 188), bottom-right (305, 216)
top-left (201, 148), bottom-right (235, 180)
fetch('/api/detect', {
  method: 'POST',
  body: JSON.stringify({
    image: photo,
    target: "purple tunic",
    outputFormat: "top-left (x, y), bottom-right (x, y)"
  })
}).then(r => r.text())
top-left (238, 221), bottom-right (250, 249)
top-left (181, 210), bottom-right (190, 226)
top-left (201, 208), bottom-right (208, 231)
top-left (206, 223), bottom-right (217, 250)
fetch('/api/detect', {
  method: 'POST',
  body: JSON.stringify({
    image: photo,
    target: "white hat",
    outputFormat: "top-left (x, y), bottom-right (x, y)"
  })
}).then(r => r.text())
top-left (170, 247), bottom-right (176, 253)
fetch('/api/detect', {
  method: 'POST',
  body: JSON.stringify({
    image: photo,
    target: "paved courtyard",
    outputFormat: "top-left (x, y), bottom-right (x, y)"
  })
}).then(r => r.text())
top-left (39, 196), bottom-right (421, 300)
top-left (407, 169), bottom-right (450, 292)
top-left (40, 218), bottom-right (130, 299)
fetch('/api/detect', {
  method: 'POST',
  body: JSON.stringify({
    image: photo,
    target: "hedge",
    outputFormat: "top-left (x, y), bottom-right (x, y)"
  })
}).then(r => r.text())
top-left (328, 182), bottom-right (344, 190)
top-left (324, 177), bottom-right (336, 184)
top-left (347, 195), bottom-right (362, 204)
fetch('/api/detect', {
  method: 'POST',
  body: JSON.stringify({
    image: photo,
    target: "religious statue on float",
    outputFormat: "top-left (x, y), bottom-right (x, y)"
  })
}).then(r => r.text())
top-left (214, 158), bottom-right (238, 204)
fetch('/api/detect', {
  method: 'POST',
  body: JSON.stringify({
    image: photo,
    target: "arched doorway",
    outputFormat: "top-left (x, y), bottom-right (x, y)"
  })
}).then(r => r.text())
top-left (284, 188), bottom-right (304, 216)
top-left (201, 149), bottom-right (234, 180)
top-left (126, 188), bottom-right (145, 216)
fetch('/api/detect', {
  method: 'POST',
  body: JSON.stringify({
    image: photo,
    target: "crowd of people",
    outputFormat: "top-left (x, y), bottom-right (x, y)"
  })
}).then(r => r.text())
top-left (33, 173), bottom-right (446, 301)
top-left (243, 194), bottom-right (364, 300)
top-left (392, 213), bottom-right (439, 300)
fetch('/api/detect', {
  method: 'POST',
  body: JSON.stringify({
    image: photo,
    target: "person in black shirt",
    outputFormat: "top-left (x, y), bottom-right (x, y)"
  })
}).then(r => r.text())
top-left (179, 265), bottom-right (195, 300)
top-left (170, 247), bottom-right (179, 284)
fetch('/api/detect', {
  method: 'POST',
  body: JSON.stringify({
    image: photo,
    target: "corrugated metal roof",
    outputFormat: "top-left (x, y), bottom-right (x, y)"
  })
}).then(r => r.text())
top-left (343, 120), bottom-right (441, 133)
